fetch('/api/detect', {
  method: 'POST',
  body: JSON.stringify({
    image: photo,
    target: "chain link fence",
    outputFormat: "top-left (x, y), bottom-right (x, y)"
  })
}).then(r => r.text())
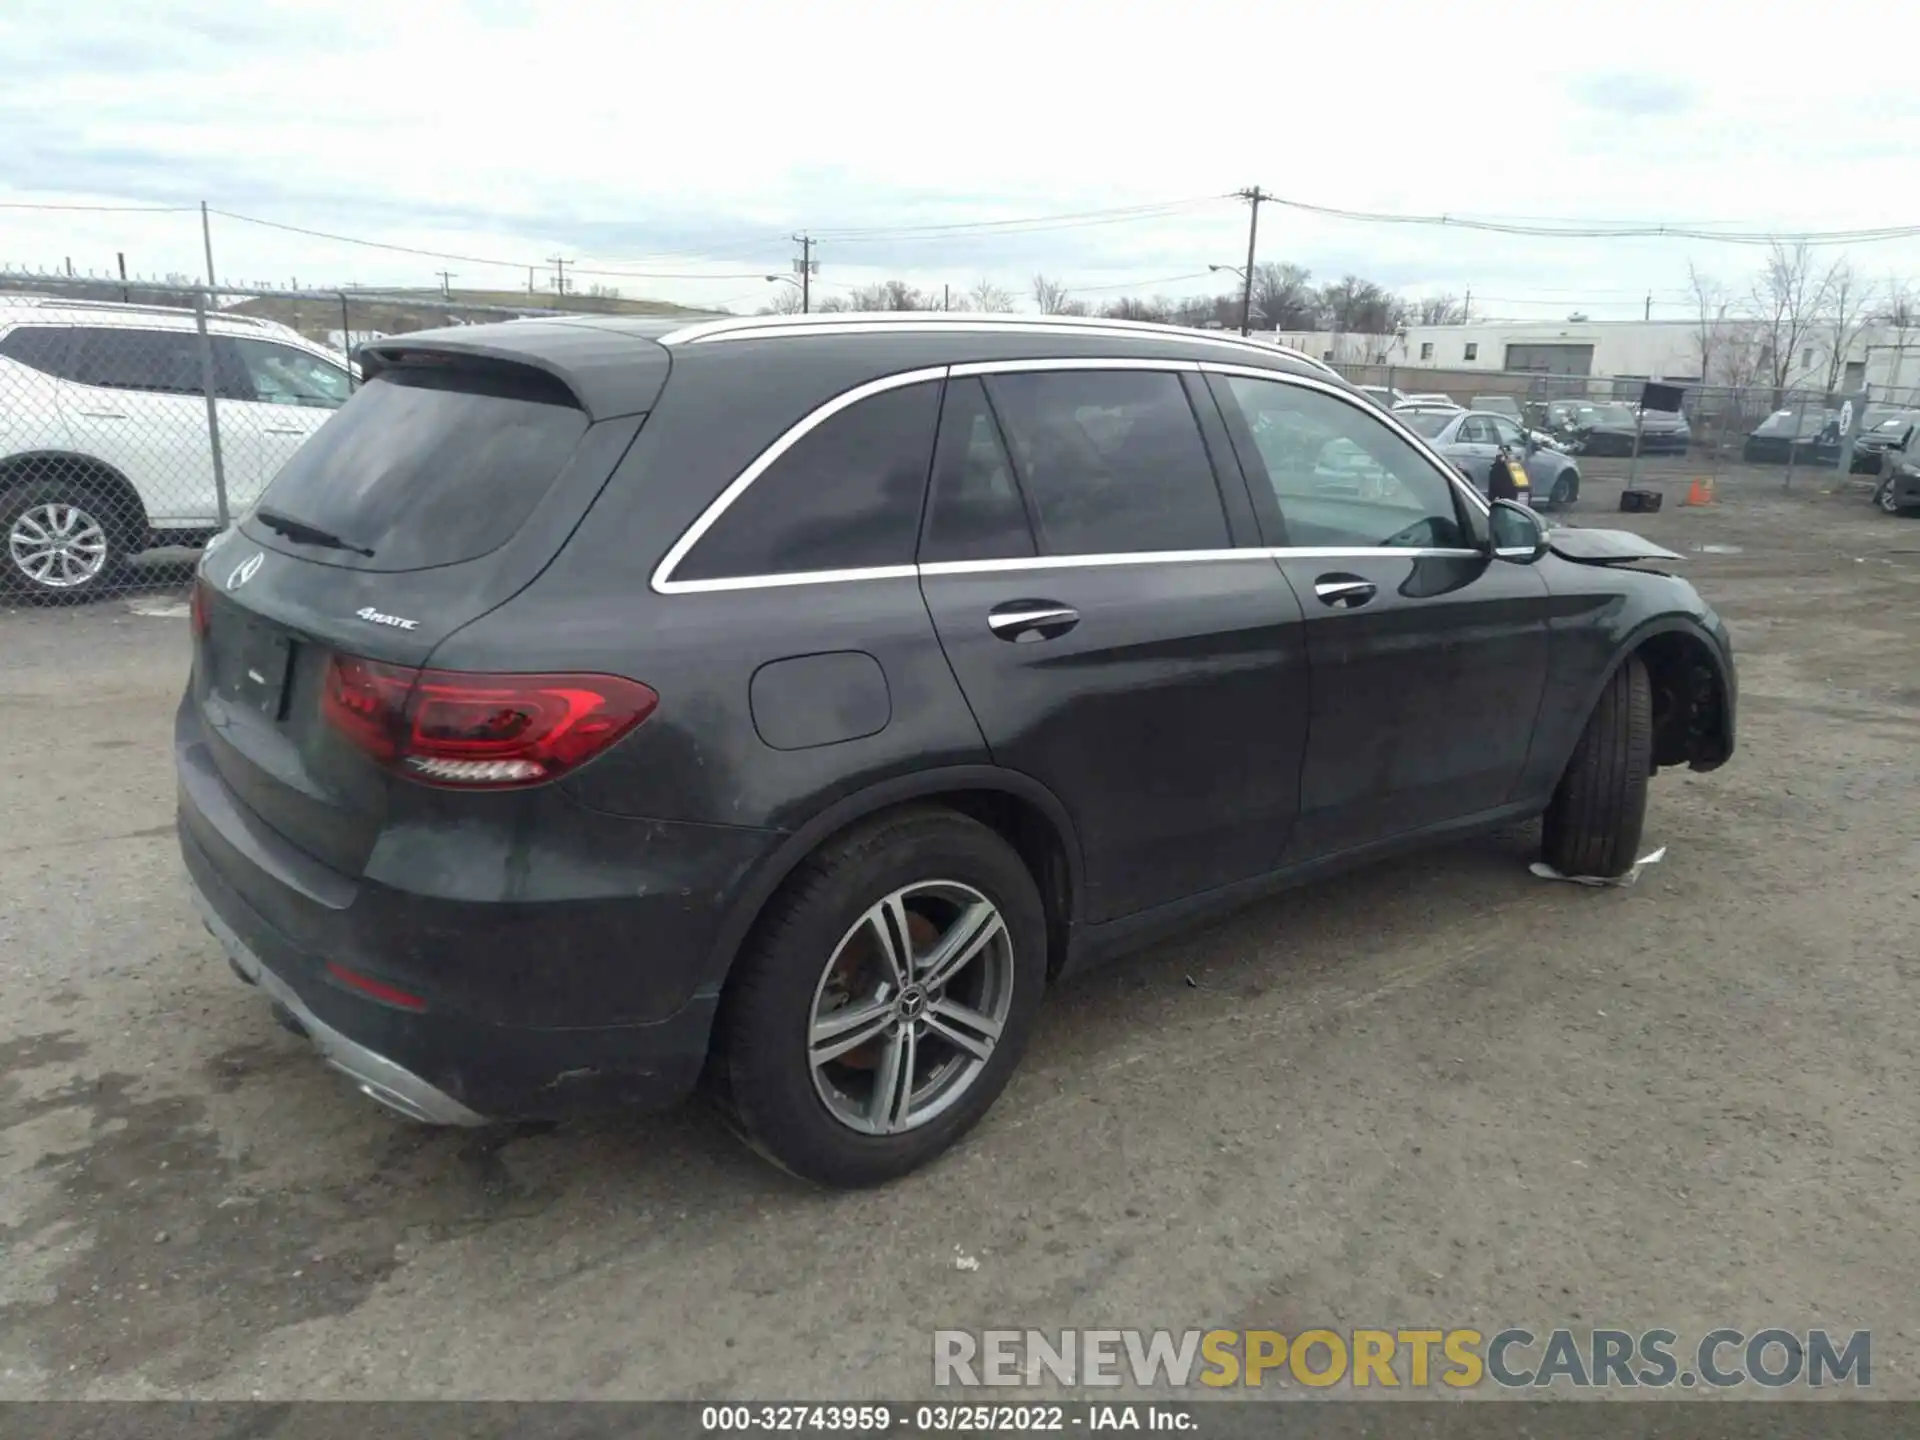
top-left (1329, 358), bottom-right (1920, 498)
top-left (0, 274), bottom-right (680, 605)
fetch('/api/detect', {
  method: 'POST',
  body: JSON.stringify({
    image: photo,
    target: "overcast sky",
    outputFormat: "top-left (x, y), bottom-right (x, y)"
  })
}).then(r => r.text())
top-left (4, 0), bottom-right (1917, 321)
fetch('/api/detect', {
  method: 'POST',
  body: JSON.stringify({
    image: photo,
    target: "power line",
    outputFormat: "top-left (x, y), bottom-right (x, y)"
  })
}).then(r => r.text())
top-left (812, 196), bottom-right (1225, 240)
top-left (0, 201), bottom-right (195, 213)
top-left (1260, 194), bottom-right (1920, 246)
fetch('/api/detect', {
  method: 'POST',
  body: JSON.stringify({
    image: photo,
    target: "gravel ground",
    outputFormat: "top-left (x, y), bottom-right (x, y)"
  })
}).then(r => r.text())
top-left (1, 466), bottom-right (1916, 1401)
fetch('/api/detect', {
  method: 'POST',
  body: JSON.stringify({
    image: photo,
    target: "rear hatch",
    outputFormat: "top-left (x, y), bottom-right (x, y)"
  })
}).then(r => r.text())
top-left (188, 332), bottom-right (667, 877)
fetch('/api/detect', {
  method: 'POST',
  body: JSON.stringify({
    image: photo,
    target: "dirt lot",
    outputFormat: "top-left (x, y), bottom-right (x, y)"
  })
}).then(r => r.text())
top-left (2, 465), bottom-right (1916, 1401)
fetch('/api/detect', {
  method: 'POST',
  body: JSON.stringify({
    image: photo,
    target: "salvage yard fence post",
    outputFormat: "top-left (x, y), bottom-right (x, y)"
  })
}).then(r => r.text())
top-left (191, 289), bottom-right (232, 529)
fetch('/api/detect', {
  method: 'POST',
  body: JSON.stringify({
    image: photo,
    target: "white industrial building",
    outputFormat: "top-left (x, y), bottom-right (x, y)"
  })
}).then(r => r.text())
top-left (1265, 318), bottom-right (1919, 396)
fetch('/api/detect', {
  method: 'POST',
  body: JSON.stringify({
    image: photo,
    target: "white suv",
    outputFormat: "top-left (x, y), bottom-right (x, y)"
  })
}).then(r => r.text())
top-left (0, 297), bottom-right (353, 598)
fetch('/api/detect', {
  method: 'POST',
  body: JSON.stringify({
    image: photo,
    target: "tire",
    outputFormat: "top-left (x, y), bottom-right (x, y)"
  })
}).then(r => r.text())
top-left (712, 807), bottom-right (1048, 1187)
top-left (1, 480), bottom-right (123, 602)
top-left (1541, 655), bottom-right (1654, 879)
top-left (1549, 471), bottom-right (1578, 506)
top-left (1875, 479), bottom-right (1914, 516)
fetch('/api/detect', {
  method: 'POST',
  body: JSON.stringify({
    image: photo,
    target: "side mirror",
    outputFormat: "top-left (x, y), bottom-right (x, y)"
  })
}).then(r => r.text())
top-left (1488, 499), bottom-right (1548, 564)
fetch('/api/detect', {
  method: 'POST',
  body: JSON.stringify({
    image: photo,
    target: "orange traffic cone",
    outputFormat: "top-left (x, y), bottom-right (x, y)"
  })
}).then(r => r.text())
top-left (1682, 476), bottom-right (1715, 507)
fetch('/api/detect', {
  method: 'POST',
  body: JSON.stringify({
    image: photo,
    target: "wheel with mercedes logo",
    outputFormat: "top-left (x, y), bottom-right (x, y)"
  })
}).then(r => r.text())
top-left (1, 478), bottom-right (126, 603)
top-left (711, 807), bottom-right (1047, 1187)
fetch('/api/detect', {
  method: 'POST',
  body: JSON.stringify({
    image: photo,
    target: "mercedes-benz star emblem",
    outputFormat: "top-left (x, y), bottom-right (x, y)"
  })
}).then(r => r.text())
top-left (226, 553), bottom-right (263, 591)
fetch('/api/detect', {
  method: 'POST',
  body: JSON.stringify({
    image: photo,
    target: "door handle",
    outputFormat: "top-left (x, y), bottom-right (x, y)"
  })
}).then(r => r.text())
top-left (1313, 576), bottom-right (1377, 609)
top-left (77, 410), bottom-right (128, 420)
top-left (987, 600), bottom-right (1079, 643)
top-left (263, 427), bottom-right (310, 435)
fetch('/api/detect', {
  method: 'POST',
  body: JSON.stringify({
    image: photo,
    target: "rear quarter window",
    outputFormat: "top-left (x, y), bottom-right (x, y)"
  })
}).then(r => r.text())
top-left (246, 364), bottom-right (589, 571)
top-left (672, 379), bottom-right (942, 583)
top-left (0, 325), bottom-right (76, 377)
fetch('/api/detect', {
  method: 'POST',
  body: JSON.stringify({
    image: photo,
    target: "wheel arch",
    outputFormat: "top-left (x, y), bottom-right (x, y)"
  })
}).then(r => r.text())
top-left (704, 766), bottom-right (1085, 994)
top-left (0, 450), bottom-right (150, 551)
top-left (1576, 616), bottom-right (1734, 775)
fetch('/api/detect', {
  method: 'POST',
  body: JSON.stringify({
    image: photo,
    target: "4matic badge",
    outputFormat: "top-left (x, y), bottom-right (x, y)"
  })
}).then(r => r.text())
top-left (355, 606), bottom-right (419, 630)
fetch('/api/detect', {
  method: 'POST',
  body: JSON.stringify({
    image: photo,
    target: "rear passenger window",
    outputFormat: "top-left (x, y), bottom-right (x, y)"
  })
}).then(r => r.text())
top-left (676, 380), bottom-right (941, 582)
top-left (983, 370), bottom-right (1227, 556)
top-left (0, 326), bottom-right (75, 378)
top-left (920, 377), bottom-right (1036, 563)
top-left (69, 327), bottom-right (204, 396)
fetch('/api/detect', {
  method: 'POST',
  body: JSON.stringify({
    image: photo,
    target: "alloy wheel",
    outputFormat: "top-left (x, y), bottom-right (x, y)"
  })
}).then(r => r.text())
top-left (808, 881), bottom-right (1015, 1136)
top-left (8, 502), bottom-right (109, 589)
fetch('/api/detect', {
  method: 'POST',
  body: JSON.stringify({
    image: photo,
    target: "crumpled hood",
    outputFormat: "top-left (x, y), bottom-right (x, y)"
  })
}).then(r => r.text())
top-left (1546, 526), bottom-right (1684, 566)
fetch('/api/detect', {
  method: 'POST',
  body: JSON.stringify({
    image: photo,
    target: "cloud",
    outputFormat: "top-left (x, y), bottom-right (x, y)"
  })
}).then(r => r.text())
top-left (1568, 73), bottom-right (1695, 117)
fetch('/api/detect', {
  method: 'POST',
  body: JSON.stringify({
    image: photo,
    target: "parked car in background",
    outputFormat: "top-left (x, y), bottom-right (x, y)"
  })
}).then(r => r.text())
top-left (1396, 406), bottom-right (1584, 506)
top-left (1873, 433), bottom-right (1920, 514)
top-left (1850, 409), bottom-right (1920, 474)
top-left (1400, 391), bottom-right (1456, 409)
top-left (1742, 407), bottom-right (1841, 466)
top-left (1357, 385), bottom-right (1408, 411)
top-left (176, 311), bottom-right (1733, 1186)
top-left (1470, 395), bottom-right (1524, 421)
top-left (1555, 402), bottom-right (1691, 457)
top-left (0, 297), bottom-right (353, 598)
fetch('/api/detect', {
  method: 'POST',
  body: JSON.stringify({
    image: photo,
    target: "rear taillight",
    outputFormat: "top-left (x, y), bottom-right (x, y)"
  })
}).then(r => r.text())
top-left (320, 655), bottom-right (657, 788)
top-left (190, 578), bottom-right (211, 639)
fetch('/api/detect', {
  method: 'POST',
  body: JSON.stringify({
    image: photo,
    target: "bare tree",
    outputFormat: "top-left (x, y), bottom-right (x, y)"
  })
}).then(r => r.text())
top-left (1414, 293), bottom-right (1467, 325)
top-left (1319, 275), bottom-right (1401, 334)
top-left (1251, 263), bottom-right (1321, 330)
top-left (967, 279), bottom-right (1016, 313)
top-left (1816, 260), bottom-right (1876, 394)
top-left (1751, 241), bottom-right (1833, 400)
top-left (1029, 274), bottom-right (1089, 315)
top-left (842, 279), bottom-right (930, 311)
top-left (1685, 261), bottom-right (1736, 385)
top-left (1100, 295), bottom-right (1175, 323)
top-left (1875, 279), bottom-right (1920, 396)
top-left (758, 286), bottom-right (806, 316)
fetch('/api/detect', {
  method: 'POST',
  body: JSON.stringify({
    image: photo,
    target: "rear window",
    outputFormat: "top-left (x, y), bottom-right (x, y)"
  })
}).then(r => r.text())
top-left (1398, 411), bottom-right (1453, 438)
top-left (245, 364), bottom-right (588, 571)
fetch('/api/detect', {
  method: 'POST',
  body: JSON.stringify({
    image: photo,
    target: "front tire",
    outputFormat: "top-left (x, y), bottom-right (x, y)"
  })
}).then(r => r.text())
top-left (713, 808), bottom-right (1047, 1187)
top-left (1, 482), bottom-right (121, 602)
top-left (1549, 471), bottom-right (1578, 506)
top-left (1541, 656), bottom-right (1654, 878)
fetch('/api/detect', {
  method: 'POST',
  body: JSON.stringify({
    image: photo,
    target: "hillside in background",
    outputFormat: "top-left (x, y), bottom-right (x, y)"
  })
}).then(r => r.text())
top-left (232, 288), bottom-right (723, 347)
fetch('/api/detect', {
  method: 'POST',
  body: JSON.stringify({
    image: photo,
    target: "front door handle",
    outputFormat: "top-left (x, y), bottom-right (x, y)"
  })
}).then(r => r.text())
top-left (1313, 576), bottom-right (1377, 609)
top-left (263, 426), bottom-right (310, 436)
top-left (987, 599), bottom-right (1079, 643)
top-left (77, 410), bottom-right (128, 420)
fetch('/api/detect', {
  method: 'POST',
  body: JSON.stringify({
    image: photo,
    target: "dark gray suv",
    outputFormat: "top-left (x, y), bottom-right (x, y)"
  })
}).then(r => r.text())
top-left (177, 313), bottom-right (1735, 1186)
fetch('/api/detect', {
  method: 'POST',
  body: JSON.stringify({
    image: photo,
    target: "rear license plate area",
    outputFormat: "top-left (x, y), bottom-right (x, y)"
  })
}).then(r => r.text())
top-left (214, 621), bottom-right (294, 719)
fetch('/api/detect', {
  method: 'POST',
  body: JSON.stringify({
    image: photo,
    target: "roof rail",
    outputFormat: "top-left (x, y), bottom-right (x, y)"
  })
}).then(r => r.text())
top-left (0, 295), bottom-right (273, 328)
top-left (654, 311), bottom-right (1348, 378)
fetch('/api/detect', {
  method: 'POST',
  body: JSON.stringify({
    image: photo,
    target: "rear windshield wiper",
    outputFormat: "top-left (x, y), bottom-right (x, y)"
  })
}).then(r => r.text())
top-left (253, 507), bottom-right (375, 558)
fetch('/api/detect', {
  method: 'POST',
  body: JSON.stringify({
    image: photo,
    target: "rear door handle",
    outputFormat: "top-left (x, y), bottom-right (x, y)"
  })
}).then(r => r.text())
top-left (77, 410), bottom-right (128, 419)
top-left (1313, 576), bottom-right (1377, 609)
top-left (987, 600), bottom-right (1079, 642)
top-left (263, 427), bottom-right (310, 435)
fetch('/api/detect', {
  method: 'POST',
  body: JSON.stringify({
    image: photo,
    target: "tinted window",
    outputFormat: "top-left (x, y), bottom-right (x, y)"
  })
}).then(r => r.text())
top-left (246, 364), bottom-right (588, 572)
top-left (1222, 375), bottom-right (1470, 550)
top-left (983, 370), bottom-right (1226, 555)
top-left (1489, 417), bottom-right (1527, 449)
top-left (921, 377), bottom-right (1036, 563)
top-left (69, 327), bottom-right (205, 395)
top-left (677, 380), bottom-right (941, 582)
top-left (230, 337), bottom-right (352, 409)
top-left (1457, 416), bottom-right (1498, 445)
top-left (0, 325), bottom-right (75, 378)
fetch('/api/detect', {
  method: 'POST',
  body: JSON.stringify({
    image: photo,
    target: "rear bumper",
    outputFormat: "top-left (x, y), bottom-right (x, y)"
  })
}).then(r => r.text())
top-left (176, 696), bottom-right (782, 1122)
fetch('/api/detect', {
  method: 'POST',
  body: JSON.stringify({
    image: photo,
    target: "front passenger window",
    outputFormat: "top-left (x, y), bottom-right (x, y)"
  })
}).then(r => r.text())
top-left (1221, 375), bottom-right (1471, 551)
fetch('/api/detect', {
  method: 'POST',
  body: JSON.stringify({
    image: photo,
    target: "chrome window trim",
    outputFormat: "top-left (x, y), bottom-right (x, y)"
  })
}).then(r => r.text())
top-left (651, 354), bottom-right (1492, 596)
top-left (649, 365), bottom-right (948, 595)
top-left (948, 356), bottom-right (1199, 377)
top-left (1196, 362), bottom-right (1493, 517)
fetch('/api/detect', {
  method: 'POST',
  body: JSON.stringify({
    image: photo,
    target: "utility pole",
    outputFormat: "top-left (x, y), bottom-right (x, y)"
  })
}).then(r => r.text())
top-left (1463, 287), bottom-right (1472, 324)
top-left (200, 200), bottom-right (216, 287)
top-left (1235, 187), bottom-right (1267, 336)
top-left (943, 283), bottom-right (950, 312)
top-left (791, 233), bottom-right (815, 314)
top-left (527, 266), bottom-right (535, 299)
top-left (437, 269), bottom-right (456, 298)
top-left (1645, 291), bottom-right (1653, 321)
top-left (117, 252), bottom-right (128, 303)
top-left (548, 256), bottom-right (570, 304)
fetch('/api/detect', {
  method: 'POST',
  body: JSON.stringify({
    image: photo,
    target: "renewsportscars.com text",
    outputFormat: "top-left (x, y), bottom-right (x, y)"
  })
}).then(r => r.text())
top-left (933, 1327), bottom-right (1870, 1390)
